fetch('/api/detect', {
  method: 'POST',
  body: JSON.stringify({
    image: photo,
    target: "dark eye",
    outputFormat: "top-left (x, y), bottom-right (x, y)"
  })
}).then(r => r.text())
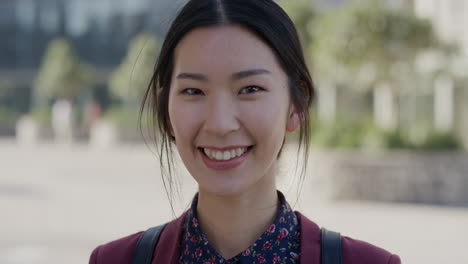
top-left (239, 86), bottom-right (263, 95)
top-left (181, 88), bottom-right (204, 95)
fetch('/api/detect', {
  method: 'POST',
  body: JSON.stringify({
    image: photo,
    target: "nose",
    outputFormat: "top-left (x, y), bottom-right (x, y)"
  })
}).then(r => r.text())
top-left (203, 92), bottom-right (240, 137)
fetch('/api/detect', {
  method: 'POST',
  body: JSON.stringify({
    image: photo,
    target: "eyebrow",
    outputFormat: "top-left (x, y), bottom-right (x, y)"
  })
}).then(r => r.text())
top-left (232, 68), bottom-right (271, 80)
top-left (176, 72), bottom-right (207, 81)
top-left (176, 68), bottom-right (271, 81)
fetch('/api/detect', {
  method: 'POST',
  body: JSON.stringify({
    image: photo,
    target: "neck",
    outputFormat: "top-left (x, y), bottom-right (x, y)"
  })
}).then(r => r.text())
top-left (196, 182), bottom-right (278, 259)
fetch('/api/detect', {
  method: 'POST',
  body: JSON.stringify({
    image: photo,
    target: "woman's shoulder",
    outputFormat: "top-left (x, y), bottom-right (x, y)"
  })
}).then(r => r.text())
top-left (296, 211), bottom-right (401, 264)
top-left (89, 231), bottom-right (143, 264)
top-left (89, 212), bottom-right (188, 264)
top-left (341, 235), bottom-right (401, 264)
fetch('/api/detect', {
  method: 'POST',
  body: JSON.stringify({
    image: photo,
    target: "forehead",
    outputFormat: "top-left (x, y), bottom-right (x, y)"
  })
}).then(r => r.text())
top-left (173, 25), bottom-right (283, 76)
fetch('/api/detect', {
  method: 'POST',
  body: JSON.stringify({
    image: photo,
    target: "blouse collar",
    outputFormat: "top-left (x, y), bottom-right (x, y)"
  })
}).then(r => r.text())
top-left (179, 191), bottom-right (301, 263)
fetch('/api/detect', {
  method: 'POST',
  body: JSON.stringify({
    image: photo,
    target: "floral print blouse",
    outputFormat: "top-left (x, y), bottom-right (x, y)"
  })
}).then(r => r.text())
top-left (179, 191), bottom-right (301, 264)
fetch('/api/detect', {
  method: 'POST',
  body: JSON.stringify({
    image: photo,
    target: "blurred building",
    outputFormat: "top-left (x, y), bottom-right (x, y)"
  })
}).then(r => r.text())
top-left (413, 0), bottom-right (468, 148)
top-left (0, 0), bottom-right (184, 70)
top-left (414, 0), bottom-right (468, 55)
top-left (0, 0), bottom-right (186, 119)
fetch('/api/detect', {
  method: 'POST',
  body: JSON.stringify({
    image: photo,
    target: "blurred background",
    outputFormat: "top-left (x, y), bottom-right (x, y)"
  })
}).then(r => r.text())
top-left (1, 0), bottom-right (467, 263)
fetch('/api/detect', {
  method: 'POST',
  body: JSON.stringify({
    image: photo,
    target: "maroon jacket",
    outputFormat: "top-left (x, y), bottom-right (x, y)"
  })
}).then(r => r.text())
top-left (89, 211), bottom-right (401, 264)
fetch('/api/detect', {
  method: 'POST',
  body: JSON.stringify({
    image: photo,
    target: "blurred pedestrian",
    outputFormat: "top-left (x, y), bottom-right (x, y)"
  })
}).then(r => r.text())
top-left (81, 99), bottom-right (102, 138)
top-left (51, 98), bottom-right (73, 144)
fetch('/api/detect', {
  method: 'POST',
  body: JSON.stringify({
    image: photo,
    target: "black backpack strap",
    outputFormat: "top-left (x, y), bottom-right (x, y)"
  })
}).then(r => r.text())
top-left (131, 224), bottom-right (167, 264)
top-left (321, 228), bottom-right (342, 264)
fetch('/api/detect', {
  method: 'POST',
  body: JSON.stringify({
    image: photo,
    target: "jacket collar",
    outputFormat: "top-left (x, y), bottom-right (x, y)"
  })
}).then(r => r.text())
top-left (296, 211), bottom-right (321, 264)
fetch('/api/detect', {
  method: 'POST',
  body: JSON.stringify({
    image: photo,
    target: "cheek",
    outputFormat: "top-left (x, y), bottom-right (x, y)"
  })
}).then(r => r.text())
top-left (240, 95), bottom-right (288, 143)
top-left (168, 99), bottom-right (202, 145)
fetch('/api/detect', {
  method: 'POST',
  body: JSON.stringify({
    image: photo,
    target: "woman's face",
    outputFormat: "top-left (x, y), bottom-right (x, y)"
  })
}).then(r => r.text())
top-left (168, 25), bottom-right (300, 196)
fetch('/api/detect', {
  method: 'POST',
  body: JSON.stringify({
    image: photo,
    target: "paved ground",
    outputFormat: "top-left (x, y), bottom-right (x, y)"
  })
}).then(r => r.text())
top-left (1, 139), bottom-right (467, 263)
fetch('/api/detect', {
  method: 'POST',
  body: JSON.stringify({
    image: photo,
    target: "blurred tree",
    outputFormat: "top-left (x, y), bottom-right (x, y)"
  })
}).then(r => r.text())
top-left (309, 0), bottom-right (454, 134)
top-left (279, 0), bottom-right (317, 58)
top-left (34, 38), bottom-right (95, 104)
top-left (109, 33), bottom-right (160, 107)
top-left (311, 0), bottom-right (441, 91)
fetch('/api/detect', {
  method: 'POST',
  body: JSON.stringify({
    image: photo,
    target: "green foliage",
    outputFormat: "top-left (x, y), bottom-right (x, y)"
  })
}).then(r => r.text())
top-left (312, 117), bottom-right (378, 148)
top-left (312, 119), bottom-right (360, 148)
top-left (103, 106), bottom-right (139, 128)
top-left (417, 132), bottom-right (460, 150)
top-left (312, 117), bottom-right (461, 150)
top-left (311, 0), bottom-right (439, 90)
top-left (109, 33), bottom-right (160, 106)
top-left (35, 39), bottom-right (95, 102)
top-left (0, 106), bottom-right (18, 126)
top-left (315, 1), bottom-right (434, 63)
top-left (279, 0), bottom-right (317, 51)
top-left (379, 129), bottom-right (460, 150)
top-left (30, 106), bottom-right (52, 125)
top-left (383, 130), bottom-right (413, 149)
top-left (103, 105), bottom-right (152, 138)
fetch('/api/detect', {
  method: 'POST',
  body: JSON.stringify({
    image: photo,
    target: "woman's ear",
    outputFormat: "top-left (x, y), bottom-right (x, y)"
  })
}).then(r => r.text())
top-left (286, 106), bottom-right (302, 132)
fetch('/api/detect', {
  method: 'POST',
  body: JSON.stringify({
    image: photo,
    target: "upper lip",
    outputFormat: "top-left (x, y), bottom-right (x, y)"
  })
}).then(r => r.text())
top-left (198, 145), bottom-right (252, 151)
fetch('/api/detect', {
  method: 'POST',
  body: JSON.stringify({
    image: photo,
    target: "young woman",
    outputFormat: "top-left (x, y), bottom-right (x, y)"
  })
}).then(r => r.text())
top-left (89, 0), bottom-right (401, 263)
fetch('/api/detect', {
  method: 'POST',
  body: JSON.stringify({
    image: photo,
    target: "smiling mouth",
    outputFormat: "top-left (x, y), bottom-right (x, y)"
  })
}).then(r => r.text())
top-left (198, 146), bottom-right (254, 161)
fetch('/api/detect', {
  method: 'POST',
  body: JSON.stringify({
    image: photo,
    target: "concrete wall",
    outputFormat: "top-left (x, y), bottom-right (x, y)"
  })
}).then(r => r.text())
top-left (306, 149), bottom-right (468, 206)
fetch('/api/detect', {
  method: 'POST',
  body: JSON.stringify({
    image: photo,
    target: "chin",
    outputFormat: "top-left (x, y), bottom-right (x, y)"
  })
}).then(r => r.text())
top-left (198, 178), bottom-right (255, 197)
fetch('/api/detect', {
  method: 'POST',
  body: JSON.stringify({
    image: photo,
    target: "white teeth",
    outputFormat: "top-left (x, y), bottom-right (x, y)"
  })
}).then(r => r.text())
top-left (203, 147), bottom-right (249, 161)
top-left (204, 148), bottom-right (211, 157)
top-left (236, 148), bottom-right (242, 156)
